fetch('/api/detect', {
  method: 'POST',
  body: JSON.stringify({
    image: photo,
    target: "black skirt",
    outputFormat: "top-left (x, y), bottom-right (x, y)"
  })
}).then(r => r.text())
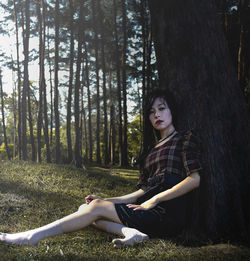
top-left (115, 174), bottom-right (188, 238)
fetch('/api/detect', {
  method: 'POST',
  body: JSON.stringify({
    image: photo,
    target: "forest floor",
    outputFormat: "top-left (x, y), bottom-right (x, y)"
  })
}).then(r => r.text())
top-left (0, 160), bottom-right (249, 261)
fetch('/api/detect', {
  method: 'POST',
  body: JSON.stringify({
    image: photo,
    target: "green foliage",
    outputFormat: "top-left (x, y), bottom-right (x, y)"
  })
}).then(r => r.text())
top-left (0, 142), bottom-right (13, 159)
top-left (0, 161), bottom-right (249, 260)
top-left (127, 114), bottom-right (142, 162)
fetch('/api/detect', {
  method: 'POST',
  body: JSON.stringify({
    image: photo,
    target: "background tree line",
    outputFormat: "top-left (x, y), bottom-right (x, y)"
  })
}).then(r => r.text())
top-left (0, 0), bottom-right (249, 168)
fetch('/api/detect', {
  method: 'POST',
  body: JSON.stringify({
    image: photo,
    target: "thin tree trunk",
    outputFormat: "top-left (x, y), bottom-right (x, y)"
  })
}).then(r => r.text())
top-left (13, 0), bottom-right (22, 160)
top-left (36, 0), bottom-right (43, 162)
top-left (140, 0), bottom-right (147, 150)
top-left (27, 81), bottom-right (36, 161)
top-left (84, 43), bottom-right (93, 162)
top-left (21, 0), bottom-right (30, 161)
top-left (12, 66), bottom-right (17, 158)
top-left (67, 0), bottom-right (74, 163)
top-left (74, 0), bottom-right (84, 168)
top-left (113, 0), bottom-right (123, 166)
top-left (42, 0), bottom-right (51, 163)
top-left (54, 0), bottom-right (61, 163)
top-left (98, 0), bottom-right (109, 165)
top-left (81, 67), bottom-right (88, 161)
top-left (108, 68), bottom-right (115, 165)
top-left (46, 26), bottom-right (53, 146)
top-left (121, 0), bottom-right (128, 166)
top-left (0, 71), bottom-right (11, 160)
top-left (92, 0), bottom-right (101, 164)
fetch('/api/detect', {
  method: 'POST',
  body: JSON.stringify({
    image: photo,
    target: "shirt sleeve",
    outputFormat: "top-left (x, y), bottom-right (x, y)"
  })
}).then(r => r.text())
top-left (182, 130), bottom-right (202, 176)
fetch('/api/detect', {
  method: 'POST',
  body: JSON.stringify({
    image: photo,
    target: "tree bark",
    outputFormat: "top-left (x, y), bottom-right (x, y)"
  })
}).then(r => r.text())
top-left (67, 0), bottom-right (74, 162)
top-left (54, 0), bottom-right (61, 163)
top-left (36, 0), bottom-right (43, 163)
top-left (0, 71), bottom-right (11, 160)
top-left (74, 0), bottom-right (84, 168)
top-left (113, 0), bottom-right (123, 166)
top-left (67, 0), bottom-right (74, 163)
top-left (98, 0), bottom-right (109, 165)
top-left (27, 82), bottom-right (36, 161)
top-left (148, 0), bottom-right (250, 241)
top-left (121, 0), bottom-right (128, 166)
top-left (13, 0), bottom-right (22, 160)
top-left (92, 0), bottom-right (101, 164)
top-left (84, 43), bottom-right (93, 162)
top-left (42, 0), bottom-right (51, 163)
top-left (21, 0), bottom-right (30, 161)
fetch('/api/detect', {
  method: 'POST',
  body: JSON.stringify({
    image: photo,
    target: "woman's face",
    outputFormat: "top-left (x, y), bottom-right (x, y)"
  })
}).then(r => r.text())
top-left (149, 97), bottom-right (173, 132)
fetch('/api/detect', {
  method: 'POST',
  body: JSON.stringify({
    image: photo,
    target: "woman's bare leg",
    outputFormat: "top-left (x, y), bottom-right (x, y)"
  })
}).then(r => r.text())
top-left (78, 203), bottom-right (149, 248)
top-left (0, 199), bottom-right (121, 246)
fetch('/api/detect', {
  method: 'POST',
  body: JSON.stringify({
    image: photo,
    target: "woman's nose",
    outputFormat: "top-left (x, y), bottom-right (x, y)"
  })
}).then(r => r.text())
top-left (154, 111), bottom-right (160, 117)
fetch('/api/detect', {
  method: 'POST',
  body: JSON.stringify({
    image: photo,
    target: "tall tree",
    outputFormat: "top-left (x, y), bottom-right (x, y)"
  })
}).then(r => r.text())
top-left (108, 68), bottom-right (116, 165)
top-left (66, 0), bottom-right (74, 163)
top-left (54, 0), bottom-right (61, 163)
top-left (148, 0), bottom-right (250, 241)
top-left (92, 0), bottom-right (101, 164)
top-left (21, 0), bottom-right (30, 161)
top-left (98, 0), bottom-right (109, 165)
top-left (42, 0), bottom-right (51, 163)
top-left (0, 70), bottom-right (11, 160)
top-left (13, 0), bottom-right (22, 160)
top-left (84, 43), bottom-right (93, 162)
top-left (36, 0), bottom-right (44, 162)
top-left (74, 0), bottom-right (84, 168)
top-left (113, 0), bottom-right (123, 166)
top-left (121, 0), bottom-right (128, 166)
top-left (27, 80), bottom-right (36, 161)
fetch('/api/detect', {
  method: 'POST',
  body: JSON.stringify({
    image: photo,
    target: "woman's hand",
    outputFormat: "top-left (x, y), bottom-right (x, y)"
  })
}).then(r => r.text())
top-left (126, 197), bottom-right (157, 211)
top-left (85, 195), bottom-right (103, 204)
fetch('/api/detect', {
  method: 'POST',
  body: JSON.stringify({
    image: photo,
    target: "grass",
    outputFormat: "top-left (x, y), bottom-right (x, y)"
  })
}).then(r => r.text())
top-left (0, 160), bottom-right (249, 261)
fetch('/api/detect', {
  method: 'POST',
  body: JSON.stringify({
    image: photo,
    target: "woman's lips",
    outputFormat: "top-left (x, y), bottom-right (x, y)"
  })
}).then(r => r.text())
top-left (155, 120), bottom-right (163, 125)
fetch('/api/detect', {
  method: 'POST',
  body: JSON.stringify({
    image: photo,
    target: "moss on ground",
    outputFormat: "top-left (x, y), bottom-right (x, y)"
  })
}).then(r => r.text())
top-left (0, 160), bottom-right (249, 260)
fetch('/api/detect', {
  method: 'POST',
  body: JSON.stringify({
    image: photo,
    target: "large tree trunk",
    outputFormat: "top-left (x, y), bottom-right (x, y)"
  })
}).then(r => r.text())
top-left (148, 0), bottom-right (250, 241)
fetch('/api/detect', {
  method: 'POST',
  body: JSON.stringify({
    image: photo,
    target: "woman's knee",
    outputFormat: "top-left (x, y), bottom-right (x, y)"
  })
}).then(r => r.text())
top-left (78, 203), bottom-right (87, 212)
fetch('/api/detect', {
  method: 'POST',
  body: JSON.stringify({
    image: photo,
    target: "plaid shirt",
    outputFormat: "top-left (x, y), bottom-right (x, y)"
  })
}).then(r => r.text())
top-left (137, 130), bottom-right (202, 189)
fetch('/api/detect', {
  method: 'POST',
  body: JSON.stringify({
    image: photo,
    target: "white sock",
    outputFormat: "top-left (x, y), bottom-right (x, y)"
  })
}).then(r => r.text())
top-left (112, 227), bottom-right (149, 248)
top-left (0, 220), bottom-right (63, 246)
top-left (94, 220), bottom-right (149, 248)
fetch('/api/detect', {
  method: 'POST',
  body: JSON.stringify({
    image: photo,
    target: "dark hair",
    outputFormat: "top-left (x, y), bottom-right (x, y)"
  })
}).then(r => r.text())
top-left (138, 88), bottom-right (178, 168)
top-left (144, 88), bottom-right (178, 128)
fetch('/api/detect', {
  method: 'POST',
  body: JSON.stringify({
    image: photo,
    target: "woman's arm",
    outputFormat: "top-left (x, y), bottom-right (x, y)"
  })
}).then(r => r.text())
top-left (127, 172), bottom-right (200, 210)
top-left (85, 188), bottom-right (146, 205)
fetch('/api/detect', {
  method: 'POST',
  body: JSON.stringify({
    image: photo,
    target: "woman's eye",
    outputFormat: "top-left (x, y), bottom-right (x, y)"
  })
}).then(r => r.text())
top-left (149, 110), bottom-right (154, 114)
top-left (159, 107), bottom-right (165, 111)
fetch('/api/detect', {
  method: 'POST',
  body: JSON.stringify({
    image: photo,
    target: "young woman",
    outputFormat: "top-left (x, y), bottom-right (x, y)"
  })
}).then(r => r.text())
top-left (0, 89), bottom-right (202, 248)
